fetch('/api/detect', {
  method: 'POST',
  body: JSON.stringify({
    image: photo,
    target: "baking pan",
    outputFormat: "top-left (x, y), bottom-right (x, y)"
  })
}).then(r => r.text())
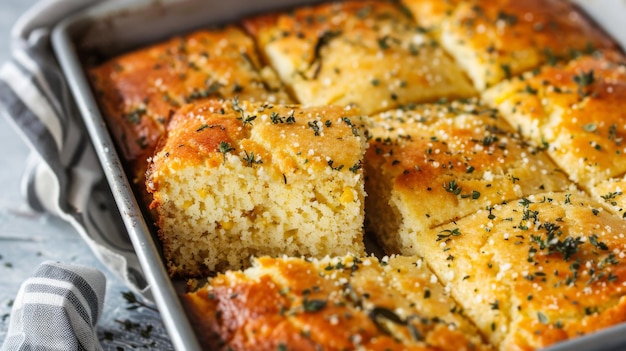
top-left (50, 0), bottom-right (626, 350)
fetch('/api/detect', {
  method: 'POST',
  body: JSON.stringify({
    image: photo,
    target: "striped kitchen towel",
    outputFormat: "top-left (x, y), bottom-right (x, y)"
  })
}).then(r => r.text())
top-left (0, 261), bottom-right (106, 351)
top-left (0, 0), bottom-right (149, 298)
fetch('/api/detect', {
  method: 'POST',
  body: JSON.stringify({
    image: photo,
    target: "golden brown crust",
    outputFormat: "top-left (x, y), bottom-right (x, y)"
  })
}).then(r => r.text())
top-left (364, 99), bottom-right (571, 254)
top-left (148, 99), bottom-right (366, 181)
top-left (591, 175), bottom-right (626, 218)
top-left (483, 51), bottom-right (626, 190)
top-left (400, 0), bottom-right (459, 29)
top-left (403, 0), bottom-right (618, 89)
top-left (89, 26), bottom-right (291, 185)
top-left (415, 191), bottom-right (626, 350)
top-left (182, 255), bottom-right (493, 351)
top-left (243, 0), bottom-right (475, 115)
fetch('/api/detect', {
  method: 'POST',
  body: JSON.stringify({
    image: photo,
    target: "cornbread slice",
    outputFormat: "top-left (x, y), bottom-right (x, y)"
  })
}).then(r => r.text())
top-left (89, 26), bottom-right (291, 186)
top-left (182, 255), bottom-right (494, 351)
top-left (364, 99), bottom-right (571, 254)
top-left (413, 191), bottom-right (626, 350)
top-left (482, 51), bottom-right (626, 191)
top-left (242, 1), bottom-right (475, 115)
top-left (402, 0), bottom-right (618, 90)
top-left (147, 99), bottom-right (368, 276)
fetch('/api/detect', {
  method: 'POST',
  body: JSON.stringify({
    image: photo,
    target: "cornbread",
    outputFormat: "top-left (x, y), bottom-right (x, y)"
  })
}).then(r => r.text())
top-left (147, 99), bottom-right (368, 276)
top-left (182, 255), bottom-right (493, 351)
top-left (482, 51), bottom-right (626, 191)
top-left (402, 0), bottom-right (618, 89)
top-left (89, 26), bottom-right (291, 190)
top-left (414, 191), bottom-right (626, 350)
top-left (242, 0), bottom-right (476, 115)
top-left (82, 1), bottom-right (626, 350)
top-left (364, 99), bottom-right (571, 254)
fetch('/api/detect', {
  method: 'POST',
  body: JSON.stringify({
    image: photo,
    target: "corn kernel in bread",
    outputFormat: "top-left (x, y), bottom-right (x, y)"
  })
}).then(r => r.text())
top-left (89, 26), bottom-right (291, 186)
top-left (414, 191), bottom-right (626, 350)
top-left (147, 100), bottom-right (368, 276)
top-left (403, 0), bottom-right (618, 90)
top-left (242, 1), bottom-right (475, 115)
top-left (364, 99), bottom-right (571, 254)
top-left (182, 255), bottom-right (493, 351)
top-left (483, 51), bottom-right (626, 190)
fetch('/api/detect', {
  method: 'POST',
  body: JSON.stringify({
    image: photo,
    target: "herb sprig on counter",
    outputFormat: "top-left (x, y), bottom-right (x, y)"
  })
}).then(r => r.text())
top-left (122, 291), bottom-right (158, 312)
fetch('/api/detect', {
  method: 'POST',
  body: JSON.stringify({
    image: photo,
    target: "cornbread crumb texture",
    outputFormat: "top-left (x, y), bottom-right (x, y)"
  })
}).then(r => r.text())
top-left (416, 192), bottom-right (626, 350)
top-left (483, 51), bottom-right (626, 190)
top-left (243, 0), bottom-right (475, 115)
top-left (402, 0), bottom-right (617, 89)
top-left (365, 99), bottom-right (571, 254)
top-left (89, 25), bottom-right (291, 182)
top-left (182, 255), bottom-right (493, 351)
top-left (148, 100), bottom-right (368, 276)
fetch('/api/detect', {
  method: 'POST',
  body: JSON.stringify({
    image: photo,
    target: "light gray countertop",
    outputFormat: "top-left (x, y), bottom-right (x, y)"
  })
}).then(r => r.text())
top-left (0, 1), bottom-right (174, 349)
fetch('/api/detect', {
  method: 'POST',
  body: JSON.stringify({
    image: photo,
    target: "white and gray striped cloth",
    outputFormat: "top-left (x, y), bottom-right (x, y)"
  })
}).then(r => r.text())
top-left (1, 261), bottom-right (106, 351)
top-left (0, 0), bottom-right (150, 349)
top-left (0, 0), bottom-right (148, 293)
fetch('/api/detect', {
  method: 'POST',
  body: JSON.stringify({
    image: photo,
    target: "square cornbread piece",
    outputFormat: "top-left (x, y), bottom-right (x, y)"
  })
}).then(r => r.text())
top-left (182, 255), bottom-right (494, 351)
top-left (402, 0), bottom-right (617, 90)
top-left (147, 99), bottom-right (368, 276)
top-left (242, 1), bottom-right (475, 115)
top-left (89, 26), bottom-right (291, 186)
top-left (415, 192), bottom-right (626, 350)
top-left (365, 99), bottom-right (571, 254)
top-left (483, 51), bottom-right (626, 191)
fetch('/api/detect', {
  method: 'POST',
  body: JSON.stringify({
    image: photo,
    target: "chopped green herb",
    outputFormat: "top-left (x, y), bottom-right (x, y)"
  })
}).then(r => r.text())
top-left (407, 322), bottom-right (423, 342)
top-left (368, 306), bottom-right (406, 335)
top-left (589, 234), bottom-right (609, 251)
top-left (443, 180), bottom-right (462, 195)
top-left (573, 70), bottom-right (595, 87)
top-left (573, 69), bottom-right (595, 97)
top-left (525, 85), bottom-right (538, 95)
top-left (308, 121), bottom-right (321, 135)
top-left (126, 107), bottom-right (146, 125)
top-left (496, 11), bottom-right (518, 25)
top-left (327, 160), bottom-right (344, 171)
top-left (218, 141), bottom-right (234, 164)
top-left (242, 150), bottom-right (262, 167)
top-left (583, 123), bottom-right (597, 132)
top-left (501, 64), bottom-right (512, 79)
top-left (349, 160), bottom-right (362, 173)
top-left (302, 298), bottom-right (327, 312)
top-left (437, 228), bottom-right (461, 241)
top-left (537, 311), bottom-right (549, 324)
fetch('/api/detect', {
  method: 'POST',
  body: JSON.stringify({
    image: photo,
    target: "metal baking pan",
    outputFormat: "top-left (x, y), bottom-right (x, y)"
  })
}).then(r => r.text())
top-left (50, 0), bottom-right (626, 350)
